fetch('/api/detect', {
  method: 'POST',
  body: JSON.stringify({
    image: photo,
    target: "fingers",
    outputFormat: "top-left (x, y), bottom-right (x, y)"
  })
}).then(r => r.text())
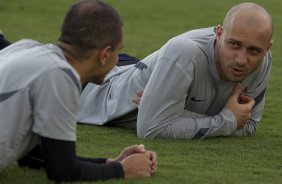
top-left (131, 97), bottom-right (140, 105)
top-left (121, 153), bottom-right (155, 179)
top-left (239, 95), bottom-right (255, 108)
top-left (225, 83), bottom-right (256, 129)
top-left (148, 151), bottom-right (158, 174)
top-left (131, 89), bottom-right (143, 106)
top-left (125, 144), bottom-right (146, 155)
top-left (239, 94), bottom-right (250, 103)
top-left (136, 89), bottom-right (143, 97)
top-left (232, 84), bottom-right (255, 109)
top-left (120, 145), bottom-right (157, 178)
top-left (231, 83), bottom-right (243, 99)
top-left (144, 152), bottom-right (156, 175)
top-left (135, 144), bottom-right (146, 153)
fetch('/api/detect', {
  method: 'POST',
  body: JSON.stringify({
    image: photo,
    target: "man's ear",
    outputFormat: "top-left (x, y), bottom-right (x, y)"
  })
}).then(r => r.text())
top-left (98, 46), bottom-right (112, 66)
top-left (267, 40), bottom-right (273, 51)
top-left (215, 24), bottom-right (223, 41)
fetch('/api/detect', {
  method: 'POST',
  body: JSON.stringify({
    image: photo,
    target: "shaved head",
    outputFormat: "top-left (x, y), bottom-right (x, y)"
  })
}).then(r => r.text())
top-left (223, 3), bottom-right (273, 42)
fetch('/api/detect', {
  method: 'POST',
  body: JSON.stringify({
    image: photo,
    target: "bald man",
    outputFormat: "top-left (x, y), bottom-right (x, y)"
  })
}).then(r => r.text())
top-left (78, 3), bottom-right (273, 139)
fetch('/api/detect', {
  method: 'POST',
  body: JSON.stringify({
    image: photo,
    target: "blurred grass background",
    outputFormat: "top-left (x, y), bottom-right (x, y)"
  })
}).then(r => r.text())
top-left (0, 0), bottom-right (281, 183)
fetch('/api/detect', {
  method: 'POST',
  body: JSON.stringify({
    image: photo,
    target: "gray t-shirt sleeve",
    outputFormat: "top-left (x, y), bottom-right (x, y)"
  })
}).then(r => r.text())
top-left (31, 68), bottom-right (80, 141)
top-left (137, 56), bottom-right (237, 140)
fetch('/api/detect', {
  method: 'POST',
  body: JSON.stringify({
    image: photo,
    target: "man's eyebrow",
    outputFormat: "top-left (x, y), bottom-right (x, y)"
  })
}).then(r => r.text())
top-left (227, 38), bottom-right (241, 44)
top-left (228, 38), bottom-right (264, 51)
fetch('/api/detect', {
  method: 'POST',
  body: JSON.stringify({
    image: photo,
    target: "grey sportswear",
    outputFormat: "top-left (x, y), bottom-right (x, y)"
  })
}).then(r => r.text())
top-left (77, 27), bottom-right (272, 139)
top-left (0, 39), bottom-right (80, 171)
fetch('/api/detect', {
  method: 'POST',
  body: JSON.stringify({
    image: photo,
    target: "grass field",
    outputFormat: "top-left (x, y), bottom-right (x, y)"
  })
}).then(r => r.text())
top-left (0, 0), bottom-right (282, 183)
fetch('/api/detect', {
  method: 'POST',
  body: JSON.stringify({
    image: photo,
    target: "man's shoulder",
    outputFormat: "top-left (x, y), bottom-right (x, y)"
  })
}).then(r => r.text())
top-left (163, 28), bottom-right (214, 58)
top-left (167, 26), bottom-right (215, 47)
top-left (179, 26), bottom-right (216, 40)
top-left (9, 39), bottom-right (41, 50)
top-left (0, 39), bottom-right (40, 56)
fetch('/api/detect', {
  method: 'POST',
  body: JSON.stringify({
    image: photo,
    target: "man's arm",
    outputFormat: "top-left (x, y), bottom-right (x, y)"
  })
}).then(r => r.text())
top-left (137, 66), bottom-right (252, 139)
top-left (42, 138), bottom-right (157, 181)
top-left (41, 137), bottom-right (123, 182)
top-left (30, 66), bottom-right (155, 182)
top-left (30, 69), bottom-right (124, 182)
top-left (136, 56), bottom-right (238, 139)
top-left (232, 89), bottom-right (267, 136)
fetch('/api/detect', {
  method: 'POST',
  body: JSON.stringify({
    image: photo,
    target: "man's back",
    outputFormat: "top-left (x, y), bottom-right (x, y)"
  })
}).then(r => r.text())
top-left (0, 40), bottom-right (80, 171)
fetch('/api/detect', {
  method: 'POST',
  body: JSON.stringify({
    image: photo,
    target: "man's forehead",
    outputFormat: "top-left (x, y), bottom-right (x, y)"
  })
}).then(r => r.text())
top-left (224, 24), bottom-right (270, 49)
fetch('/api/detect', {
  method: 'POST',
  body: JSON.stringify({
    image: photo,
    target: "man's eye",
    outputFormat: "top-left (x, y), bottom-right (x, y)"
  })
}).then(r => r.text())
top-left (249, 48), bottom-right (262, 55)
top-left (229, 42), bottom-right (239, 47)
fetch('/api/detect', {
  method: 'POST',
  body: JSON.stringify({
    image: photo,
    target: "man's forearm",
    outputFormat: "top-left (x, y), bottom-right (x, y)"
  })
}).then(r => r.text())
top-left (41, 137), bottom-right (124, 182)
top-left (137, 108), bottom-right (237, 139)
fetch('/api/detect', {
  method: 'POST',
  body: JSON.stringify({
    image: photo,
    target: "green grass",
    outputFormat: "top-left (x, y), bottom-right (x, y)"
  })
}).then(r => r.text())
top-left (0, 0), bottom-right (282, 183)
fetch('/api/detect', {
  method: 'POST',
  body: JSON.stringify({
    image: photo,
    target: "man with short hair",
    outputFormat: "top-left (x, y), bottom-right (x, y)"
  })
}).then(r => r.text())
top-left (0, 0), bottom-right (157, 182)
top-left (78, 2), bottom-right (273, 139)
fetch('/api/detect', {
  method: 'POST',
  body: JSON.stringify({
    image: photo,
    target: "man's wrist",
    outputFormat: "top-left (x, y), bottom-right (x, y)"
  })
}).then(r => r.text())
top-left (106, 158), bottom-right (115, 163)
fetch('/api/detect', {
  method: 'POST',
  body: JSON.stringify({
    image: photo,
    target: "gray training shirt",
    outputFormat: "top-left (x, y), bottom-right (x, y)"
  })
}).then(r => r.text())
top-left (0, 39), bottom-right (81, 171)
top-left (77, 27), bottom-right (272, 139)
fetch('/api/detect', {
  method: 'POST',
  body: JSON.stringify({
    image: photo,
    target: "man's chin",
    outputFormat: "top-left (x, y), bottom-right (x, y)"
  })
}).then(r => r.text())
top-left (90, 78), bottom-right (105, 85)
top-left (228, 77), bottom-right (244, 83)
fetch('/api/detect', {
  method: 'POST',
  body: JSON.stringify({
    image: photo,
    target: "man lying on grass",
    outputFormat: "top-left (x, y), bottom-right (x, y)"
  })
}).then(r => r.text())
top-left (78, 2), bottom-right (273, 139)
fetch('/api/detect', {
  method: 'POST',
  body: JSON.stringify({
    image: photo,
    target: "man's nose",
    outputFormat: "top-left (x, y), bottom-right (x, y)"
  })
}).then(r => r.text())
top-left (235, 49), bottom-right (248, 66)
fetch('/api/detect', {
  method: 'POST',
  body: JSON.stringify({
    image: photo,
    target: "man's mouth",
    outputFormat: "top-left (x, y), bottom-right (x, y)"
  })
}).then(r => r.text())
top-left (231, 66), bottom-right (245, 76)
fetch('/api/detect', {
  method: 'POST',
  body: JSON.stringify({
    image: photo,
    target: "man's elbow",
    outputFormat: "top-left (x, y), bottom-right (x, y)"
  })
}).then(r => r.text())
top-left (137, 127), bottom-right (156, 139)
top-left (46, 165), bottom-right (75, 182)
top-left (136, 118), bottom-right (160, 138)
top-left (137, 129), bottom-right (148, 138)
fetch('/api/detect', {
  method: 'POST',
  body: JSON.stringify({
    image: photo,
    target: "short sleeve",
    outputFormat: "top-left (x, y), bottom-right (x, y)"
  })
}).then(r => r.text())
top-left (31, 68), bottom-right (81, 141)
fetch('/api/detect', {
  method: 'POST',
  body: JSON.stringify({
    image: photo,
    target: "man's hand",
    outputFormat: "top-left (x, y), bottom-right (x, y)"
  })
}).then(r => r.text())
top-left (108, 144), bottom-right (146, 162)
top-left (120, 152), bottom-right (153, 179)
top-left (225, 83), bottom-right (255, 129)
top-left (131, 90), bottom-right (143, 106)
top-left (107, 144), bottom-right (158, 178)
